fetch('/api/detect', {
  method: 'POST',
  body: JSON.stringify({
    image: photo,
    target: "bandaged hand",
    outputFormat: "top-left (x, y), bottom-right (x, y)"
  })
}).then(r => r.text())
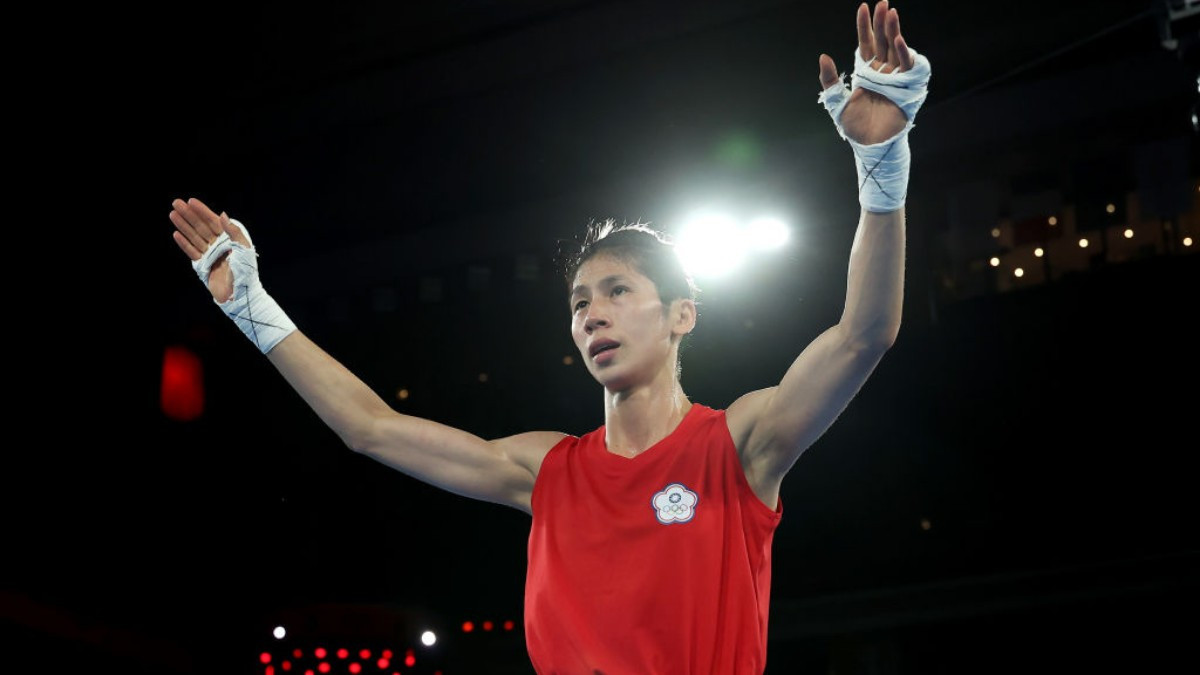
top-left (817, 1), bottom-right (931, 213)
top-left (170, 197), bottom-right (297, 354)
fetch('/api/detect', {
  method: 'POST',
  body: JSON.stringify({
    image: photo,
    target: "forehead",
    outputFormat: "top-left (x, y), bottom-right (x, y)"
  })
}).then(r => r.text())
top-left (571, 255), bottom-right (647, 289)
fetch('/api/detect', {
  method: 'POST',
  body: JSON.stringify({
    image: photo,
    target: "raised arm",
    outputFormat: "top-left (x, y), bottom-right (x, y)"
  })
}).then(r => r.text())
top-left (727, 1), bottom-right (928, 509)
top-left (268, 332), bottom-right (564, 513)
top-left (169, 197), bottom-right (563, 514)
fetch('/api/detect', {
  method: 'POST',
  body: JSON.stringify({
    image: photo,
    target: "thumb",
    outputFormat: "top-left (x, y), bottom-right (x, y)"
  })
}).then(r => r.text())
top-left (221, 212), bottom-right (250, 247)
top-left (818, 54), bottom-right (840, 90)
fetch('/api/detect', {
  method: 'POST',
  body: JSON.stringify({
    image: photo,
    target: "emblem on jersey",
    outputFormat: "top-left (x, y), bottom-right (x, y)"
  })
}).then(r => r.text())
top-left (652, 483), bottom-right (698, 524)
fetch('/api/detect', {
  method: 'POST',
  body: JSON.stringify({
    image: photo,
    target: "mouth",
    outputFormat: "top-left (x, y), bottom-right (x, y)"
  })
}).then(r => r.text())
top-left (588, 340), bottom-right (621, 358)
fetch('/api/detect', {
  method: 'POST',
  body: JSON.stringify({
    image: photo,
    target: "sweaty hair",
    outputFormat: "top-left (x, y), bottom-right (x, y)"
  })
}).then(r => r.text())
top-left (556, 219), bottom-right (700, 380)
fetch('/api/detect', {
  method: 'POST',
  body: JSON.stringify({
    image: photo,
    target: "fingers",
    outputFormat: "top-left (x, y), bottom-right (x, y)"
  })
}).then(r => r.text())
top-left (884, 9), bottom-right (900, 69)
top-left (170, 197), bottom-right (236, 260)
top-left (872, 1), bottom-right (889, 70)
top-left (170, 200), bottom-right (209, 254)
top-left (818, 54), bottom-right (840, 90)
top-left (856, 3), bottom-right (872, 61)
top-left (174, 197), bottom-right (220, 241)
top-left (895, 34), bottom-right (914, 71)
top-left (188, 197), bottom-right (220, 226)
top-left (172, 229), bottom-right (203, 262)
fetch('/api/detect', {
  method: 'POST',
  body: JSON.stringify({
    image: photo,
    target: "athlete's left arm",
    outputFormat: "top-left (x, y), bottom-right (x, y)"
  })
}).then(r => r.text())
top-left (727, 1), bottom-right (913, 509)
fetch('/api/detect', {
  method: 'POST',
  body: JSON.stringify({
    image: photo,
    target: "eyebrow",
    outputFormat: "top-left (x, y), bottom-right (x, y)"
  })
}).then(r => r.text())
top-left (569, 274), bottom-right (627, 303)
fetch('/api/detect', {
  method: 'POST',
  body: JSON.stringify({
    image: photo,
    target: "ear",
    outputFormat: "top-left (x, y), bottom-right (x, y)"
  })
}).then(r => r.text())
top-left (670, 298), bottom-right (697, 339)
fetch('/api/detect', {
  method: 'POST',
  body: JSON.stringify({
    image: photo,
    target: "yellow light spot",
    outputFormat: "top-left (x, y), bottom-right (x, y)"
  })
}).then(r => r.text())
top-left (1034, 247), bottom-right (1044, 257)
top-left (478, 373), bottom-right (488, 383)
top-left (1048, 216), bottom-right (1058, 226)
top-left (1079, 238), bottom-right (1089, 248)
top-left (989, 257), bottom-right (1000, 267)
top-left (920, 518), bottom-right (932, 531)
top-left (1106, 203), bottom-right (1116, 214)
top-left (991, 228), bottom-right (1001, 238)
top-left (1124, 229), bottom-right (1134, 239)
top-left (397, 388), bottom-right (410, 400)
top-left (1184, 237), bottom-right (1194, 247)
top-left (563, 355), bottom-right (574, 365)
top-left (1014, 268), bottom-right (1024, 277)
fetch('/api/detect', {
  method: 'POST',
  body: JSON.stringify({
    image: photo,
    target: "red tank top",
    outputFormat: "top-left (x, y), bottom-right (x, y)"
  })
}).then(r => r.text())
top-left (525, 403), bottom-right (783, 674)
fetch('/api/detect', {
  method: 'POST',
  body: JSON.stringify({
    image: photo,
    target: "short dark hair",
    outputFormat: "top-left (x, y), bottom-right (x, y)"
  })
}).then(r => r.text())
top-left (557, 219), bottom-right (701, 380)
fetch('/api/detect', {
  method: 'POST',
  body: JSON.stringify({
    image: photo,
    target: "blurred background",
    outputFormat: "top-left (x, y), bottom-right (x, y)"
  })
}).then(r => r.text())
top-left (10, 0), bottom-right (1198, 673)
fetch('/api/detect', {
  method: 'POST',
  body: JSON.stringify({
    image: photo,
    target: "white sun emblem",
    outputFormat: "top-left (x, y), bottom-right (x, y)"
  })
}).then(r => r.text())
top-left (651, 483), bottom-right (698, 524)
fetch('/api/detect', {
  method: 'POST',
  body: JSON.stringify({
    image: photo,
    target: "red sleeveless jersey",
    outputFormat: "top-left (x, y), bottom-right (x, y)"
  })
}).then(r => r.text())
top-left (525, 403), bottom-right (784, 674)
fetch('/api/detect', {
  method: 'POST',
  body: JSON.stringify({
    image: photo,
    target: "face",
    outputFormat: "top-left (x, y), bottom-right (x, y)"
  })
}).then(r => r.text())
top-left (569, 254), bottom-right (694, 391)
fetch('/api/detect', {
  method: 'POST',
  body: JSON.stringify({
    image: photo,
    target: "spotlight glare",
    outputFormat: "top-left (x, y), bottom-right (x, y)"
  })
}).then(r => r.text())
top-left (1034, 248), bottom-right (1044, 257)
top-left (989, 257), bottom-right (1000, 267)
top-left (1078, 238), bottom-right (1089, 248)
top-left (1183, 237), bottom-right (1193, 247)
top-left (676, 212), bottom-right (746, 278)
top-left (745, 217), bottom-right (789, 250)
top-left (273, 626), bottom-right (287, 640)
top-left (1014, 267), bottom-right (1024, 277)
top-left (1124, 228), bottom-right (1134, 239)
top-left (421, 631), bottom-right (437, 646)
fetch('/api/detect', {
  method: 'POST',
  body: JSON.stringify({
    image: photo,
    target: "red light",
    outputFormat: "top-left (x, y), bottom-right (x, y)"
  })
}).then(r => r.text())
top-left (359, 649), bottom-right (371, 659)
top-left (306, 671), bottom-right (314, 675)
top-left (381, 650), bottom-right (393, 660)
top-left (349, 664), bottom-right (361, 674)
top-left (404, 649), bottom-right (415, 668)
top-left (161, 345), bottom-right (204, 421)
top-left (282, 661), bottom-right (292, 671)
top-left (293, 649), bottom-right (303, 659)
top-left (462, 621), bottom-right (474, 633)
top-left (265, 667), bottom-right (275, 675)
top-left (314, 648), bottom-right (327, 659)
top-left (317, 664), bottom-right (330, 674)
top-left (260, 652), bottom-right (273, 664)
top-left (337, 649), bottom-right (349, 659)
top-left (377, 659), bottom-right (389, 669)
top-left (483, 621), bottom-right (494, 631)
top-left (503, 620), bottom-right (515, 631)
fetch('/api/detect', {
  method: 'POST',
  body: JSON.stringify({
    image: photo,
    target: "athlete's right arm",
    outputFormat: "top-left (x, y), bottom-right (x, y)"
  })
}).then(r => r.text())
top-left (267, 331), bottom-right (564, 514)
top-left (169, 197), bottom-right (563, 514)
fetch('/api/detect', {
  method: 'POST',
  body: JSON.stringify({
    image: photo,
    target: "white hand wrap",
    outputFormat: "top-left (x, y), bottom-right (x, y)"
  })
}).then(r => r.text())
top-left (192, 218), bottom-right (297, 354)
top-left (818, 46), bottom-right (931, 213)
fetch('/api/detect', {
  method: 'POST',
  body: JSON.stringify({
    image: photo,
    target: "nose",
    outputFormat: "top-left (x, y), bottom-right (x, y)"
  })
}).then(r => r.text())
top-left (584, 301), bottom-right (610, 332)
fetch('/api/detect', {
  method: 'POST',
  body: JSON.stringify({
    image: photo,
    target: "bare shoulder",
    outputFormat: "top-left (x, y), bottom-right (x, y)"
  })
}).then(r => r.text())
top-left (724, 386), bottom-right (778, 457)
top-left (490, 431), bottom-right (570, 481)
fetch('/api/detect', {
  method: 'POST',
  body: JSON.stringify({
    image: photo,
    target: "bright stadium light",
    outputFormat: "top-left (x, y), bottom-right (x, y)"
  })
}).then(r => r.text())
top-left (421, 631), bottom-right (437, 646)
top-left (745, 217), bottom-right (789, 251)
top-left (675, 212), bottom-right (746, 278)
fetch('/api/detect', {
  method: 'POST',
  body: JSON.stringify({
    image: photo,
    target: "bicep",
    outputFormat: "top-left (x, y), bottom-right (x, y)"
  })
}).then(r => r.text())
top-left (738, 324), bottom-right (889, 482)
top-left (358, 412), bottom-right (562, 513)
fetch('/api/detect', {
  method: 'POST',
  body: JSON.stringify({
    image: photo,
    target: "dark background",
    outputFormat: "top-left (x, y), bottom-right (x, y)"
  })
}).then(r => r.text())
top-left (10, 1), bottom-right (1198, 673)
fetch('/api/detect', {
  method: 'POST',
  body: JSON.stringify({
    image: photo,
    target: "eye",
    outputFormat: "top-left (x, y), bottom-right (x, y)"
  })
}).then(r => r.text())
top-left (612, 286), bottom-right (629, 296)
top-left (573, 300), bottom-right (588, 312)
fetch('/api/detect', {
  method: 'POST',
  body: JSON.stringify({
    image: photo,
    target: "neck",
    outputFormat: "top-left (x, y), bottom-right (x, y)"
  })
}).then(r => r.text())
top-left (602, 365), bottom-right (692, 458)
